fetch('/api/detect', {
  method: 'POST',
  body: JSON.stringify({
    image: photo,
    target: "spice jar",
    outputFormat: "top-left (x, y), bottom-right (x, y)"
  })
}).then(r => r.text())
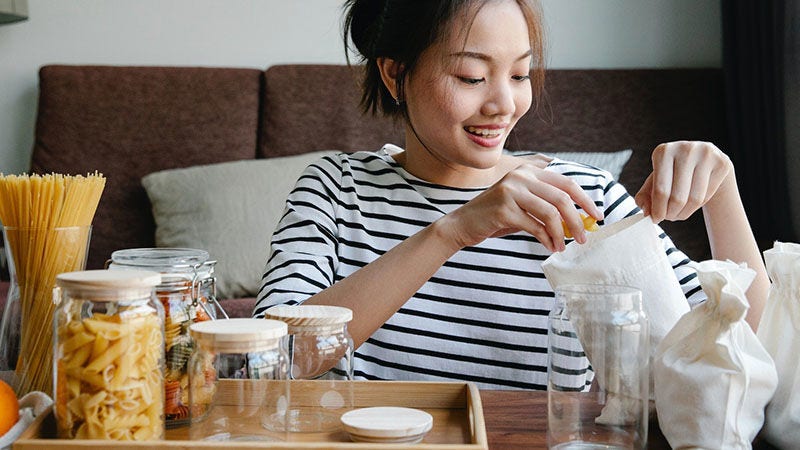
top-left (107, 247), bottom-right (227, 426)
top-left (188, 318), bottom-right (289, 441)
top-left (264, 305), bottom-right (354, 433)
top-left (53, 269), bottom-right (164, 441)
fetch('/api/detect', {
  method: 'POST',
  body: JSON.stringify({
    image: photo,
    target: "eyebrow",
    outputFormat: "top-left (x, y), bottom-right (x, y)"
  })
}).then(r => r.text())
top-left (449, 49), bottom-right (533, 63)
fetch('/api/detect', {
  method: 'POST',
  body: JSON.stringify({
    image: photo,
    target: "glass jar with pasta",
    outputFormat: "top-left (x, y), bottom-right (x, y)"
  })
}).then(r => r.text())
top-left (52, 269), bottom-right (164, 441)
top-left (107, 247), bottom-right (227, 427)
top-left (188, 318), bottom-right (289, 441)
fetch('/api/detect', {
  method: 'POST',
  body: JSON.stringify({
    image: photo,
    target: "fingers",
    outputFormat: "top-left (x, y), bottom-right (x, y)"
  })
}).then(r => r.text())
top-left (452, 163), bottom-right (606, 252)
top-left (634, 174), bottom-right (654, 217)
top-left (507, 167), bottom-right (601, 247)
top-left (637, 141), bottom-right (732, 223)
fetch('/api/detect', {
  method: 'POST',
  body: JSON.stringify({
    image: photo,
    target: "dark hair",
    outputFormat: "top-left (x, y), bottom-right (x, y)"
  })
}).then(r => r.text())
top-left (342, 0), bottom-right (546, 118)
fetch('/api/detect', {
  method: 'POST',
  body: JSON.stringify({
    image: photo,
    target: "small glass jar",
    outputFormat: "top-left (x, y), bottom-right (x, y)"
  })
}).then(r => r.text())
top-left (107, 247), bottom-right (227, 427)
top-left (52, 269), bottom-right (164, 441)
top-left (188, 318), bottom-right (289, 442)
top-left (264, 305), bottom-right (354, 433)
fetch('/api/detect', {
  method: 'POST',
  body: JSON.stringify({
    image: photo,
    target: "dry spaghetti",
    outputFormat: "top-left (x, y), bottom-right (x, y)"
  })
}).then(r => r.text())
top-left (0, 173), bottom-right (105, 395)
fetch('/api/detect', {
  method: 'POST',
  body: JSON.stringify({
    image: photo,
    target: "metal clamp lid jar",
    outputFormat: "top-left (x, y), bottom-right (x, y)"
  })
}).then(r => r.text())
top-left (52, 269), bottom-right (164, 441)
top-left (107, 248), bottom-right (227, 319)
top-left (107, 247), bottom-right (228, 426)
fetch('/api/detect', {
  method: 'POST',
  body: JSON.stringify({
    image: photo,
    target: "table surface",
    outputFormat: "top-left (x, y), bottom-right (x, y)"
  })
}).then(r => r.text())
top-left (479, 390), bottom-right (669, 450)
top-left (479, 390), bottom-right (780, 450)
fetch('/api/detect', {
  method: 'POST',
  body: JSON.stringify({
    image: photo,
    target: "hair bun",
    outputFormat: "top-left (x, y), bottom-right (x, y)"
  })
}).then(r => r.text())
top-left (346, 0), bottom-right (389, 59)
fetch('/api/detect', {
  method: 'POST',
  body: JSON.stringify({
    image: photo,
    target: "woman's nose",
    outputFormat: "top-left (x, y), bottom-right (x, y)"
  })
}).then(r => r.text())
top-left (482, 81), bottom-right (515, 117)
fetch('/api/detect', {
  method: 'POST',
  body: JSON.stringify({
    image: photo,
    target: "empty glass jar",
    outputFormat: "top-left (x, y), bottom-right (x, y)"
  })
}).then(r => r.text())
top-left (188, 318), bottom-right (289, 441)
top-left (264, 305), bottom-right (354, 433)
top-left (547, 284), bottom-right (649, 450)
top-left (107, 247), bottom-right (227, 426)
top-left (52, 269), bottom-right (164, 441)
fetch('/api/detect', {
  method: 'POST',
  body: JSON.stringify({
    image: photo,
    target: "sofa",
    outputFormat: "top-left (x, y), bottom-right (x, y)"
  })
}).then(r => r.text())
top-left (0, 64), bottom-right (725, 318)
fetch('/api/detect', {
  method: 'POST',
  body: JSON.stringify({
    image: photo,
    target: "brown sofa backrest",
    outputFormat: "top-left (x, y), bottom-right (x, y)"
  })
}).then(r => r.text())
top-left (31, 65), bottom-right (263, 269)
top-left (30, 64), bottom-right (723, 269)
top-left (258, 64), bottom-right (405, 158)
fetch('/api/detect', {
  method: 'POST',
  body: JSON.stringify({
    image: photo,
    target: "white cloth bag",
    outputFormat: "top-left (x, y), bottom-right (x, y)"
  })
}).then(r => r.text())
top-left (758, 241), bottom-right (800, 449)
top-left (654, 260), bottom-right (777, 450)
top-left (542, 213), bottom-right (691, 389)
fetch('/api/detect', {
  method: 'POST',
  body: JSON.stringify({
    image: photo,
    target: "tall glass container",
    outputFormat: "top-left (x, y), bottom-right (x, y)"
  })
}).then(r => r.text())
top-left (1, 225), bottom-right (91, 395)
top-left (264, 305), bottom-right (354, 433)
top-left (188, 318), bottom-right (289, 441)
top-left (547, 284), bottom-right (649, 450)
top-left (52, 269), bottom-right (164, 440)
top-left (107, 247), bottom-right (227, 426)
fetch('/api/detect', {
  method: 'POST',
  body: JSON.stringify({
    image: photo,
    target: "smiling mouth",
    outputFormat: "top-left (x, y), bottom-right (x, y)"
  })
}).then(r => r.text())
top-left (465, 126), bottom-right (504, 138)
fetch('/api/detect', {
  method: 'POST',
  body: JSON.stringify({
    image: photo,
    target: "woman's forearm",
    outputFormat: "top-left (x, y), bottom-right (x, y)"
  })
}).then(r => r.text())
top-left (702, 172), bottom-right (769, 330)
top-left (302, 218), bottom-right (461, 348)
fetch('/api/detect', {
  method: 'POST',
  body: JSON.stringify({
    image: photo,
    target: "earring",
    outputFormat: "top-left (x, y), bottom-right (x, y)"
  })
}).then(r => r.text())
top-left (394, 97), bottom-right (401, 106)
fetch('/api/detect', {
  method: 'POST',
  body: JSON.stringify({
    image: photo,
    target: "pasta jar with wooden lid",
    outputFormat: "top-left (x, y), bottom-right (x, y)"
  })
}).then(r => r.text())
top-left (52, 269), bottom-right (164, 441)
top-left (187, 318), bottom-right (289, 442)
top-left (264, 305), bottom-right (354, 433)
top-left (107, 247), bottom-right (228, 426)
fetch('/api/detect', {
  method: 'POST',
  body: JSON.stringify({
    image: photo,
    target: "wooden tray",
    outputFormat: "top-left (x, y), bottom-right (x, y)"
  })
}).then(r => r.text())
top-left (13, 380), bottom-right (488, 449)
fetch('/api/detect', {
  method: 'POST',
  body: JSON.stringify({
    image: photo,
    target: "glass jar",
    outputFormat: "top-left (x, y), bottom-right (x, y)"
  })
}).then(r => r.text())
top-left (52, 269), bottom-right (164, 441)
top-left (547, 284), bottom-right (649, 450)
top-left (264, 305), bottom-right (354, 433)
top-left (107, 247), bottom-right (227, 427)
top-left (188, 318), bottom-right (289, 441)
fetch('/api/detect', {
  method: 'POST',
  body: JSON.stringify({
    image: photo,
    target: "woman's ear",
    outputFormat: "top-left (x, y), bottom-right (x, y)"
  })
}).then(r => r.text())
top-left (376, 57), bottom-right (403, 102)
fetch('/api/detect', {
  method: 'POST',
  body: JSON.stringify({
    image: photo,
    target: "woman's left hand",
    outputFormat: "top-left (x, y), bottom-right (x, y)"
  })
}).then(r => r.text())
top-left (634, 141), bottom-right (733, 223)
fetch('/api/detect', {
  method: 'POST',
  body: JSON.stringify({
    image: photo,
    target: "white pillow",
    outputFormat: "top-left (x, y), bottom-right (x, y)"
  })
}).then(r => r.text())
top-left (142, 150), bottom-right (337, 300)
top-left (509, 149), bottom-right (633, 180)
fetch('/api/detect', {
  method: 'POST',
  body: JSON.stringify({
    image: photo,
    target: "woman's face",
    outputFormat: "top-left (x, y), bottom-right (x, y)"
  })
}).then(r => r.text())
top-left (402, 0), bottom-right (533, 186)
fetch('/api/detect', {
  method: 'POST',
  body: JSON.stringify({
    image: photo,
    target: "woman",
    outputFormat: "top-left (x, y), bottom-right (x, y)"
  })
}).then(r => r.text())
top-left (254, 0), bottom-right (768, 390)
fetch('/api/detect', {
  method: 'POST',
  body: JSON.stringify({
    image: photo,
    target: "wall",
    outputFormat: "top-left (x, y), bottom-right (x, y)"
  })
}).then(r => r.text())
top-left (0, 0), bottom-right (722, 174)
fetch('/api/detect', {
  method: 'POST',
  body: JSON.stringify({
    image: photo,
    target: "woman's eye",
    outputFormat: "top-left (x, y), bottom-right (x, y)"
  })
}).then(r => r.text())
top-left (458, 76), bottom-right (484, 85)
top-left (512, 74), bottom-right (531, 82)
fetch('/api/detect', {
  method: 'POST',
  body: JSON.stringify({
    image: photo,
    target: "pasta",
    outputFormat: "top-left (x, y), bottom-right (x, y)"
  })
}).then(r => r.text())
top-left (0, 173), bottom-right (105, 395)
top-left (55, 309), bottom-right (163, 440)
top-left (159, 287), bottom-right (213, 423)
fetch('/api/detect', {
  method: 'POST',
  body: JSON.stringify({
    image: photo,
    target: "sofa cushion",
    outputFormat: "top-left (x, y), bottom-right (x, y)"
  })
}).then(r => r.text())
top-left (522, 149), bottom-right (633, 180)
top-left (30, 65), bottom-right (263, 270)
top-left (142, 150), bottom-right (337, 300)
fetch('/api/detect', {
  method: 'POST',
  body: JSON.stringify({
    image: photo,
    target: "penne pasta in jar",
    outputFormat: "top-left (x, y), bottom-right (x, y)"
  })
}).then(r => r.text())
top-left (53, 270), bottom-right (165, 441)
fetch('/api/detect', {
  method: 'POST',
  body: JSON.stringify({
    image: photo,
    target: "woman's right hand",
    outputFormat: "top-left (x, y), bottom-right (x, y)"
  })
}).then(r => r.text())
top-left (439, 163), bottom-right (603, 253)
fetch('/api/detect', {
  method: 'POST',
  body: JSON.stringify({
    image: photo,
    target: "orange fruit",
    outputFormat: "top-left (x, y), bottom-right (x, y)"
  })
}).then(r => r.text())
top-left (0, 379), bottom-right (19, 436)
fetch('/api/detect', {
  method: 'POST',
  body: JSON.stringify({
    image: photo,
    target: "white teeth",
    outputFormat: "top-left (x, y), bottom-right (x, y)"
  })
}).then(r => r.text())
top-left (466, 126), bottom-right (503, 137)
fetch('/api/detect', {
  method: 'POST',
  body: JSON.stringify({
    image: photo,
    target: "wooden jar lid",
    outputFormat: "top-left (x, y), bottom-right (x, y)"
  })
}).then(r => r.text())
top-left (55, 269), bottom-right (162, 301)
top-left (341, 406), bottom-right (433, 444)
top-left (190, 318), bottom-right (287, 353)
top-left (264, 305), bottom-right (352, 334)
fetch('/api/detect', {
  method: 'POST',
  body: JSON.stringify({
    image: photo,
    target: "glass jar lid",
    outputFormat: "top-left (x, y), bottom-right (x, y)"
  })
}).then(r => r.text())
top-left (190, 318), bottom-right (287, 353)
top-left (55, 269), bottom-right (162, 301)
top-left (264, 305), bottom-right (353, 335)
top-left (108, 247), bottom-right (215, 284)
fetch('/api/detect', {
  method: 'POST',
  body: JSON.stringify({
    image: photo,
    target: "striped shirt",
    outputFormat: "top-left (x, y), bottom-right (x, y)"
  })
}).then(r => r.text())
top-left (253, 146), bottom-right (705, 390)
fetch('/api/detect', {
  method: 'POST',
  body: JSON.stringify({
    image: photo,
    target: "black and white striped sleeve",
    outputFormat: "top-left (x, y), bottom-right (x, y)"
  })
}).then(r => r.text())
top-left (252, 155), bottom-right (343, 317)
